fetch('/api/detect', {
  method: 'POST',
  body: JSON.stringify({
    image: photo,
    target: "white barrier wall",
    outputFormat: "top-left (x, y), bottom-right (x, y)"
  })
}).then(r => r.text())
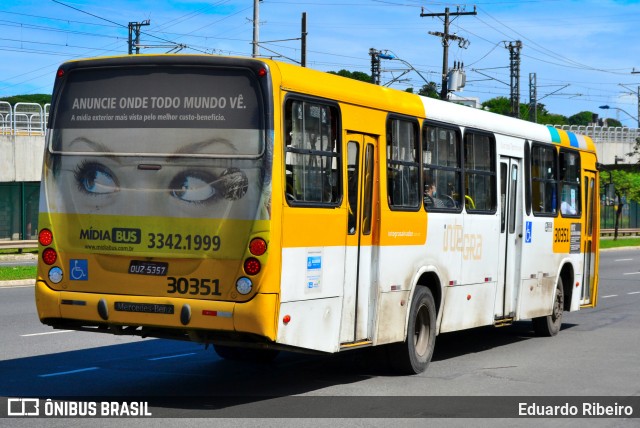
top-left (553, 125), bottom-right (640, 165)
top-left (0, 135), bottom-right (45, 182)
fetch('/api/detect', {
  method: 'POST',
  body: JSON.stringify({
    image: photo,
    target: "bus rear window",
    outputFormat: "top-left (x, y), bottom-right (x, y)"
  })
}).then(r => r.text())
top-left (51, 66), bottom-right (264, 158)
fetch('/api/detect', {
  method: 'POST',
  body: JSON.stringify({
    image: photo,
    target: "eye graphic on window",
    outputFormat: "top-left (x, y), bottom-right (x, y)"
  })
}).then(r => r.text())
top-left (170, 170), bottom-right (219, 204)
top-left (169, 168), bottom-right (249, 204)
top-left (74, 161), bottom-right (119, 195)
top-left (219, 167), bottom-right (249, 201)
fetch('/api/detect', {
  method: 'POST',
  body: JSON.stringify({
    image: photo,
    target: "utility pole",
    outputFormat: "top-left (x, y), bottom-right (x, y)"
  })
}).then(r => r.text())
top-left (252, 0), bottom-right (262, 57)
top-left (633, 69), bottom-right (640, 128)
top-left (128, 20), bottom-right (150, 54)
top-left (529, 73), bottom-right (537, 123)
top-left (301, 12), bottom-right (307, 67)
top-left (618, 81), bottom-right (640, 128)
top-left (421, 6), bottom-right (476, 100)
top-left (370, 48), bottom-right (382, 85)
top-left (506, 40), bottom-right (522, 117)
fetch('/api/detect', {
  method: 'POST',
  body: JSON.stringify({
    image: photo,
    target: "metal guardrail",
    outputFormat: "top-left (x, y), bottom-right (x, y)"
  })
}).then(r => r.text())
top-left (0, 240), bottom-right (38, 250)
top-left (600, 228), bottom-right (640, 237)
top-left (0, 101), bottom-right (50, 136)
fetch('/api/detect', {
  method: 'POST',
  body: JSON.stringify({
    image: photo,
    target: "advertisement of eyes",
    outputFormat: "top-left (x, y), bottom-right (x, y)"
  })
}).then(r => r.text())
top-left (42, 68), bottom-right (271, 258)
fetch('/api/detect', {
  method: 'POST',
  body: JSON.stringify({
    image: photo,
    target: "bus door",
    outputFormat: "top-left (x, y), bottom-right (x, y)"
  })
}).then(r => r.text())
top-left (341, 134), bottom-right (378, 344)
top-left (496, 156), bottom-right (523, 321)
top-left (581, 170), bottom-right (598, 306)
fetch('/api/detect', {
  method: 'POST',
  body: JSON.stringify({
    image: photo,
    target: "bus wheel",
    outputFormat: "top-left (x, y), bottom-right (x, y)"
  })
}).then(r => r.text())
top-left (532, 277), bottom-right (564, 337)
top-left (213, 344), bottom-right (279, 363)
top-left (389, 287), bottom-right (436, 374)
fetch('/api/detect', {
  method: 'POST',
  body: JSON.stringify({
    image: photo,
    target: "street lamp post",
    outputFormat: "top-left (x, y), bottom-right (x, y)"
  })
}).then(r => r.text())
top-left (599, 105), bottom-right (640, 128)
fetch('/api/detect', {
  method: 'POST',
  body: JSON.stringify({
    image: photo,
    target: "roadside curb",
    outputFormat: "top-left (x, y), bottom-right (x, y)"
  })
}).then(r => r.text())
top-left (0, 279), bottom-right (35, 287)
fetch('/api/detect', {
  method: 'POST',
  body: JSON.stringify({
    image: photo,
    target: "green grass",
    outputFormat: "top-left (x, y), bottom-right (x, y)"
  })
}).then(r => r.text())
top-left (600, 237), bottom-right (640, 249)
top-left (0, 265), bottom-right (37, 281)
top-left (0, 248), bottom-right (37, 255)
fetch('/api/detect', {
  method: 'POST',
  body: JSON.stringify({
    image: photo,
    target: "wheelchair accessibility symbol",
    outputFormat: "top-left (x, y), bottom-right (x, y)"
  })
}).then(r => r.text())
top-left (70, 259), bottom-right (88, 280)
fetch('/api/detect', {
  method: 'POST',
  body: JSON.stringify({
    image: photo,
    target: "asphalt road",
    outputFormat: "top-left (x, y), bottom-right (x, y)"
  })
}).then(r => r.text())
top-left (1, 249), bottom-right (639, 427)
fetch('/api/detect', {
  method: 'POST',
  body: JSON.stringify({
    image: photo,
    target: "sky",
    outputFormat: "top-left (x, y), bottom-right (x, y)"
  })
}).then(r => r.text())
top-left (2, 0), bottom-right (640, 126)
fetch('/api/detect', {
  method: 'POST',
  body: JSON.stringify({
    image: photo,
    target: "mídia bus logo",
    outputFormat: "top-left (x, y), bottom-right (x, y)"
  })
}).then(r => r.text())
top-left (79, 227), bottom-right (141, 244)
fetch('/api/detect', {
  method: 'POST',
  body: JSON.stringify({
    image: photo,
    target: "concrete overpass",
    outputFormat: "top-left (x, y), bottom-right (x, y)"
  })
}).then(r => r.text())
top-left (553, 124), bottom-right (640, 166)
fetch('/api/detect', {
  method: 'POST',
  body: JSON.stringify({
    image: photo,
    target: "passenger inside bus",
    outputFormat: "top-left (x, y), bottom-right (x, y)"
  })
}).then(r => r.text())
top-left (424, 178), bottom-right (445, 208)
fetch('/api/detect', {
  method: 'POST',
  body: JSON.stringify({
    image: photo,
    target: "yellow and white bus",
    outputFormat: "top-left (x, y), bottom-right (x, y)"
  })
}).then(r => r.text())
top-left (36, 55), bottom-right (599, 374)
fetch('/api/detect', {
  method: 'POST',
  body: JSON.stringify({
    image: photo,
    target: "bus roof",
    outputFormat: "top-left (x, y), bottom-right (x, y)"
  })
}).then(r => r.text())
top-left (271, 59), bottom-right (595, 153)
top-left (55, 54), bottom-right (596, 153)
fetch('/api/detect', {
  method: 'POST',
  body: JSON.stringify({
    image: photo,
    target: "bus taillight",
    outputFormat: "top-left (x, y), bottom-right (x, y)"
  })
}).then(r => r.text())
top-left (42, 248), bottom-right (57, 265)
top-left (249, 238), bottom-right (267, 256)
top-left (39, 229), bottom-right (53, 246)
top-left (243, 257), bottom-right (261, 275)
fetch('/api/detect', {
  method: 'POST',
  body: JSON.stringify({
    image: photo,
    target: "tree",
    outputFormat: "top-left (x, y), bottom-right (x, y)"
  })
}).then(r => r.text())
top-left (327, 69), bottom-right (372, 83)
top-left (417, 83), bottom-right (439, 99)
top-left (0, 94), bottom-right (51, 106)
top-left (539, 113), bottom-right (568, 125)
top-left (481, 96), bottom-right (511, 115)
top-left (600, 168), bottom-right (640, 239)
top-left (567, 111), bottom-right (595, 126)
top-left (625, 136), bottom-right (640, 164)
top-left (604, 118), bottom-right (623, 127)
top-left (483, 96), bottom-right (535, 118)
top-left (405, 83), bottom-right (439, 99)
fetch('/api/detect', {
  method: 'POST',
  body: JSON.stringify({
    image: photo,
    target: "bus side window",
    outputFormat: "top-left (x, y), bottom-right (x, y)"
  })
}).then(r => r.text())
top-left (464, 131), bottom-right (496, 213)
top-left (284, 99), bottom-right (341, 206)
top-left (386, 117), bottom-right (420, 210)
top-left (559, 149), bottom-right (581, 217)
top-left (422, 122), bottom-right (462, 211)
top-left (531, 143), bottom-right (557, 216)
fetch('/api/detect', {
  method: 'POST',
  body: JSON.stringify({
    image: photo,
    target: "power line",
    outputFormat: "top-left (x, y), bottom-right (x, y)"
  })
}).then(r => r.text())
top-left (50, 0), bottom-right (209, 54)
top-left (0, 9), bottom-right (120, 28)
top-left (476, 6), bottom-right (625, 74)
top-left (0, 37), bottom-right (123, 53)
top-left (0, 19), bottom-right (121, 39)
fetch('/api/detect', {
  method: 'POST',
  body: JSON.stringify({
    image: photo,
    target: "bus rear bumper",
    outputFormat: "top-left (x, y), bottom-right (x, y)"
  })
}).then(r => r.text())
top-left (35, 280), bottom-right (278, 341)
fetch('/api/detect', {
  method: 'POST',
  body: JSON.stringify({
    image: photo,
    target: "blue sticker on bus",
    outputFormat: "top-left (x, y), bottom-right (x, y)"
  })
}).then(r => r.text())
top-left (307, 256), bottom-right (322, 270)
top-left (525, 221), bottom-right (532, 243)
top-left (70, 259), bottom-right (88, 280)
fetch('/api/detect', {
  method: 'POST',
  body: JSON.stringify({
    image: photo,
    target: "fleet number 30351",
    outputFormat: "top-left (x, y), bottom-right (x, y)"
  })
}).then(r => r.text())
top-left (166, 277), bottom-right (221, 296)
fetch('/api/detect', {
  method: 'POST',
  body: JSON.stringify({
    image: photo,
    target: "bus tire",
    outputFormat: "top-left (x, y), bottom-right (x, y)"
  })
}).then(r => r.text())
top-left (214, 344), bottom-right (279, 363)
top-left (388, 287), bottom-right (436, 374)
top-left (532, 277), bottom-right (564, 337)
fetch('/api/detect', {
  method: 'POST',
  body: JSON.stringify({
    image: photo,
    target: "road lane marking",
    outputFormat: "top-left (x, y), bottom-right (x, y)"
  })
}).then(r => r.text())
top-left (601, 295), bottom-right (618, 298)
top-left (623, 272), bottom-right (640, 275)
top-left (629, 291), bottom-right (640, 295)
top-left (615, 258), bottom-right (633, 262)
top-left (21, 330), bottom-right (73, 337)
top-left (148, 352), bottom-right (196, 361)
top-left (39, 367), bottom-right (99, 378)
